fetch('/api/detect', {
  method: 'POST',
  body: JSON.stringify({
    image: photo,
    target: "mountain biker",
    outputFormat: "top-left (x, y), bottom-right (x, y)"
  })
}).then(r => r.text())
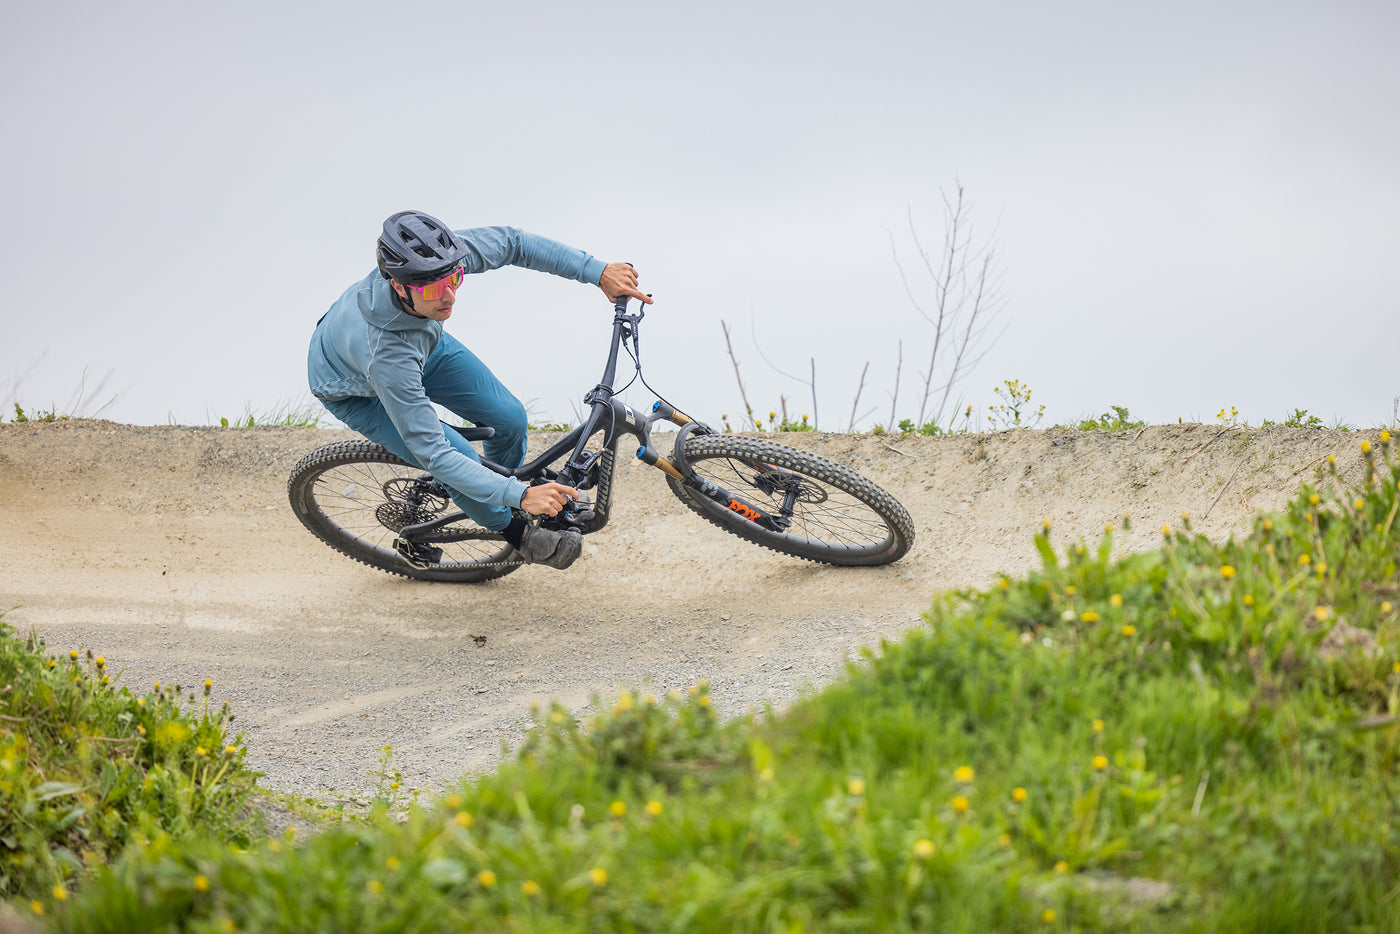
top-left (306, 210), bottom-right (651, 570)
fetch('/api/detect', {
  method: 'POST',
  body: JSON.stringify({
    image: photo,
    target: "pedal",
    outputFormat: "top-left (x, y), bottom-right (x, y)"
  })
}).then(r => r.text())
top-left (394, 537), bottom-right (444, 569)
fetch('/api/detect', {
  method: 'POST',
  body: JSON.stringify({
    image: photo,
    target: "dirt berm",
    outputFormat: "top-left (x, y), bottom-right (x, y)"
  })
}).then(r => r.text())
top-left (0, 421), bottom-right (1372, 800)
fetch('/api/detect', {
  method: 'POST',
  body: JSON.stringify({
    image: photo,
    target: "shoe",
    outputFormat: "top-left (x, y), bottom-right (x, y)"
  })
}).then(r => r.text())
top-left (517, 524), bottom-right (583, 570)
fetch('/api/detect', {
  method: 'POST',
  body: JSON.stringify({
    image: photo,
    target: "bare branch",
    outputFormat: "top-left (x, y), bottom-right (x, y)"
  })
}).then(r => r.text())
top-left (848, 361), bottom-right (870, 433)
top-left (887, 340), bottom-right (902, 430)
top-left (720, 320), bottom-right (757, 430)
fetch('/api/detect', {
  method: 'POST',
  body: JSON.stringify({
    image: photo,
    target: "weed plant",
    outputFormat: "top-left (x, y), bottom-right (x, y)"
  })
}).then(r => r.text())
top-left (1073, 405), bottom-right (1146, 431)
top-left (31, 433), bottom-right (1400, 931)
top-left (0, 624), bottom-right (261, 908)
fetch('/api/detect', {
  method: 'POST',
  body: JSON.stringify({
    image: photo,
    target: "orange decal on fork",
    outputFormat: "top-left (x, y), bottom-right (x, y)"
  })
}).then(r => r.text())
top-left (727, 499), bottom-right (763, 522)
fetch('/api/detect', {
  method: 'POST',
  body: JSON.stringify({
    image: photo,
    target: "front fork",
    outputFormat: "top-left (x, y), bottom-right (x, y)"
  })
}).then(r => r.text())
top-left (639, 404), bottom-right (795, 534)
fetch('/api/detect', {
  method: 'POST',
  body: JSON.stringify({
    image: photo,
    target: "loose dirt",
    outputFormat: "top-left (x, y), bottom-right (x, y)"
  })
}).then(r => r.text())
top-left (0, 421), bottom-right (1371, 801)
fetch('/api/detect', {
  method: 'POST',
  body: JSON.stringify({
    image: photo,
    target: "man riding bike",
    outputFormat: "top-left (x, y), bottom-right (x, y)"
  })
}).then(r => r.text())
top-left (306, 210), bottom-right (651, 570)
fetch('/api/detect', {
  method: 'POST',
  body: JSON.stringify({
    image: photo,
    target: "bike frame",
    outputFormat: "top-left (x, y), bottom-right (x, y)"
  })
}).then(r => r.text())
top-left (399, 296), bottom-right (797, 547)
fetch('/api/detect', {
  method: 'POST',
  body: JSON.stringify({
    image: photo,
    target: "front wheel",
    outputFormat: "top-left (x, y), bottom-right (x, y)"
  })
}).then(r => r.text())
top-left (287, 440), bottom-right (521, 583)
top-left (665, 435), bottom-right (914, 566)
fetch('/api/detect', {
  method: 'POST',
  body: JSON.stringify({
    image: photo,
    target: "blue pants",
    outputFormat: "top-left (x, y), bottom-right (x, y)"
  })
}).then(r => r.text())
top-left (321, 332), bottom-right (527, 531)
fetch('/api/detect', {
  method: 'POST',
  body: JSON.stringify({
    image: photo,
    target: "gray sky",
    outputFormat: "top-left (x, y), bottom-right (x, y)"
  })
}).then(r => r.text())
top-left (3, 0), bottom-right (1397, 431)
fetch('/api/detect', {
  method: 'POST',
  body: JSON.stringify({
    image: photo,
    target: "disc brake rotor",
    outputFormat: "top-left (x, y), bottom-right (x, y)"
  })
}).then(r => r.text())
top-left (375, 478), bottom-right (450, 531)
top-left (749, 466), bottom-right (828, 504)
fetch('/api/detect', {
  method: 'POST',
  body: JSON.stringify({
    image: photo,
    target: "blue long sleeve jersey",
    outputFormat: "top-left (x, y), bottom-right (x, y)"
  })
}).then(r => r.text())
top-left (307, 226), bottom-right (607, 510)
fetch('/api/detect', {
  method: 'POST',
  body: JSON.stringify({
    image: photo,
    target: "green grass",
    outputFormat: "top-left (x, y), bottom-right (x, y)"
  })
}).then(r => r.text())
top-left (15, 433), bottom-right (1400, 930)
top-left (0, 626), bottom-right (263, 914)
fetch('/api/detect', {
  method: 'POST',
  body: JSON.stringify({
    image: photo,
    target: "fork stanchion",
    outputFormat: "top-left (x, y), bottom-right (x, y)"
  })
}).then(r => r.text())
top-left (651, 400), bottom-right (694, 428)
top-left (636, 444), bottom-right (685, 480)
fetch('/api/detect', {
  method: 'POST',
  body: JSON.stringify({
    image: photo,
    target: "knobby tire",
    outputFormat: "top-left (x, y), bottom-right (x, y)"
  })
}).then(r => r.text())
top-left (287, 440), bottom-right (520, 583)
top-left (665, 434), bottom-right (914, 566)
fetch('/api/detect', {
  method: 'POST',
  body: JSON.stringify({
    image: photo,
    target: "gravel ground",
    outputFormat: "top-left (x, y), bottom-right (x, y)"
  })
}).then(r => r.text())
top-left (1, 420), bottom-right (1371, 802)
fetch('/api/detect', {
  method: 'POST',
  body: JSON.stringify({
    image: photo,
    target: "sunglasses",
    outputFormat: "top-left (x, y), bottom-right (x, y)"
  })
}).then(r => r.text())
top-left (410, 267), bottom-right (465, 301)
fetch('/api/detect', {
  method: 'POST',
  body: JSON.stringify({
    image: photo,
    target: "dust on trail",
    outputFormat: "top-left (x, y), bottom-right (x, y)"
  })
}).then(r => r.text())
top-left (0, 420), bottom-right (1366, 799)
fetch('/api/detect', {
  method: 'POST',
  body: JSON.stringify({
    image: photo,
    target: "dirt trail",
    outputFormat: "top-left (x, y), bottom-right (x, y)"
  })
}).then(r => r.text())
top-left (0, 421), bottom-right (1368, 799)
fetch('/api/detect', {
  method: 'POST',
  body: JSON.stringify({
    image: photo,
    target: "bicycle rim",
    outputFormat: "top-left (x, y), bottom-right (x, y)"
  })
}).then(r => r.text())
top-left (288, 441), bottom-right (519, 582)
top-left (667, 435), bottom-right (913, 566)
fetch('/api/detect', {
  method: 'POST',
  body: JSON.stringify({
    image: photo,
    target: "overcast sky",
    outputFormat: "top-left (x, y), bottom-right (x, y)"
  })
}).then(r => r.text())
top-left (3, 0), bottom-right (1397, 432)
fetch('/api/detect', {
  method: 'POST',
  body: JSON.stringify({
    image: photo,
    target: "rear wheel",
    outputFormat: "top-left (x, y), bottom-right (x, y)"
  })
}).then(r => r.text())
top-left (287, 441), bottom-right (521, 583)
top-left (665, 435), bottom-right (913, 566)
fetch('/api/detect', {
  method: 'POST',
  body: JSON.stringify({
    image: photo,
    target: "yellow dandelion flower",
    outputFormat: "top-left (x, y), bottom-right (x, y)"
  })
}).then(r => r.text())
top-left (477, 870), bottom-right (496, 887)
top-left (1220, 565), bottom-right (1235, 578)
top-left (1299, 554), bottom-right (1311, 565)
top-left (1054, 860), bottom-right (1069, 873)
top-left (204, 678), bottom-right (212, 689)
top-left (1162, 524), bottom-right (1171, 536)
top-left (999, 577), bottom-right (1011, 591)
top-left (521, 880), bottom-right (541, 896)
top-left (225, 745), bottom-right (237, 755)
top-left (267, 839), bottom-right (282, 853)
top-left (366, 879), bottom-right (383, 894)
top-left (646, 800), bottom-right (663, 816)
top-left (1065, 585), bottom-right (1077, 596)
top-left (68, 650), bottom-right (78, 660)
top-left (1080, 611), bottom-right (1099, 622)
top-left (52, 886), bottom-right (68, 901)
top-left (1093, 755), bottom-right (1108, 770)
top-left (137, 725), bottom-right (146, 735)
top-left (1309, 494), bottom-right (1320, 505)
top-left (95, 656), bottom-right (105, 667)
top-left (759, 767), bottom-right (775, 782)
top-left (445, 793), bottom-right (463, 810)
top-left (196, 747), bottom-right (207, 757)
top-left (999, 833), bottom-right (1012, 847)
top-left (589, 868), bottom-right (608, 887)
top-left (952, 796), bottom-right (970, 814)
top-left (1382, 602), bottom-right (1393, 614)
top-left (913, 839), bottom-right (935, 858)
top-left (1262, 518), bottom-right (1273, 531)
top-left (386, 857), bottom-right (401, 871)
top-left (1383, 430), bottom-right (1392, 443)
top-left (1315, 606), bottom-right (1330, 621)
top-left (1361, 440), bottom-right (1372, 454)
top-left (1121, 625), bottom-right (1136, 637)
top-left (1393, 662), bottom-right (1400, 674)
top-left (1091, 718), bottom-right (1104, 732)
top-left (454, 811), bottom-right (473, 828)
top-left (549, 711), bottom-right (567, 724)
top-left (953, 766), bottom-right (974, 784)
top-left (1042, 519), bottom-right (1051, 534)
top-left (1110, 594), bottom-right (1122, 607)
top-left (1012, 786), bottom-right (1028, 802)
top-left (192, 875), bottom-right (212, 893)
top-left (101, 675), bottom-right (110, 685)
top-left (610, 800), bottom-right (627, 817)
top-left (614, 690), bottom-right (633, 713)
top-left (698, 694), bottom-right (711, 708)
top-left (154, 681), bottom-right (160, 690)
top-left (30, 901), bottom-right (43, 916)
top-left (1043, 908), bottom-right (1057, 923)
top-left (847, 778), bottom-right (866, 795)
top-left (1354, 498), bottom-right (1366, 510)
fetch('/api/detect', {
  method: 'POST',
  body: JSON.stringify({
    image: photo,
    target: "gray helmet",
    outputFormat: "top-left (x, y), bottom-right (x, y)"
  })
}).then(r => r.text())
top-left (375, 210), bottom-right (469, 285)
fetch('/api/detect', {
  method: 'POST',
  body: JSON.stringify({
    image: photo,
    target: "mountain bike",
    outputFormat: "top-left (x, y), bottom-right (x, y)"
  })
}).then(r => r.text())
top-left (287, 296), bottom-right (915, 582)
